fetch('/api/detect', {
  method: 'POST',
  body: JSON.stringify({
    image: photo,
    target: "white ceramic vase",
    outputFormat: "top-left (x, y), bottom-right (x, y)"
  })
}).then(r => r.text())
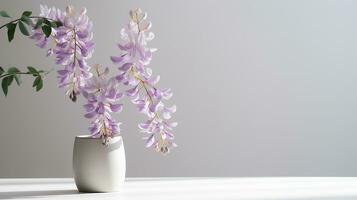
top-left (73, 135), bottom-right (126, 192)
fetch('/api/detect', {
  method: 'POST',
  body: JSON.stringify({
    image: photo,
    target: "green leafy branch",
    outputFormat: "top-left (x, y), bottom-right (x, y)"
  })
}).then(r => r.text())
top-left (0, 10), bottom-right (62, 42)
top-left (0, 66), bottom-right (48, 96)
top-left (0, 10), bottom-right (63, 97)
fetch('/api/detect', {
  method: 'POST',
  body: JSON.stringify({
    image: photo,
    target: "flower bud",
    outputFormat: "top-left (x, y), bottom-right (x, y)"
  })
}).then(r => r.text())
top-left (69, 90), bottom-right (77, 102)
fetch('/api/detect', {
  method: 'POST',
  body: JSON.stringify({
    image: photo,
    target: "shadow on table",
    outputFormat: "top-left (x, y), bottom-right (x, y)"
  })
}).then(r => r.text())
top-left (0, 190), bottom-right (78, 199)
top-left (0, 180), bottom-right (73, 186)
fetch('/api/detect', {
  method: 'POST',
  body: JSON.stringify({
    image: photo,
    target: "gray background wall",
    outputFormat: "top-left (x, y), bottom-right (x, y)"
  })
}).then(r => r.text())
top-left (0, 0), bottom-right (357, 177)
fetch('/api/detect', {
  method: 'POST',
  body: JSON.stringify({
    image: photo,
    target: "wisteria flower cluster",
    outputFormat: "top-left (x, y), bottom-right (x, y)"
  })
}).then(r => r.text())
top-left (82, 65), bottom-right (123, 145)
top-left (0, 6), bottom-right (177, 154)
top-left (111, 8), bottom-right (177, 154)
top-left (31, 5), bottom-right (94, 101)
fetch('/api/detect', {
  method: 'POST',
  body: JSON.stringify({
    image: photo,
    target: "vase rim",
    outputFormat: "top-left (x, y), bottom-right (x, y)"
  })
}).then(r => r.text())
top-left (75, 135), bottom-right (122, 139)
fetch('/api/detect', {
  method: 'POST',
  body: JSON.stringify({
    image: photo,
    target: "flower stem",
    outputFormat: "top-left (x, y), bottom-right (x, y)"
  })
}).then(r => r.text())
top-left (70, 27), bottom-right (78, 96)
top-left (0, 16), bottom-right (55, 30)
top-left (0, 72), bottom-right (30, 79)
top-left (0, 70), bottom-right (49, 79)
top-left (130, 66), bottom-right (161, 120)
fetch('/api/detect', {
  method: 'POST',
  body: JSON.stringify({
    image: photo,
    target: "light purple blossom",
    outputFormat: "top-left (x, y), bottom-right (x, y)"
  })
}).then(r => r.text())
top-left (82, 65), bottom-right (124, 144)
top-left (30, 5), bottom-right (65, 49)
top-left (27, 5), bottom-right (177, 152)
top-left (29, 5), bottom-right (122, 144)
top-left (30, 5), bottom-right (94, 101)
top-left (111, 8), bottom-right (177, 154)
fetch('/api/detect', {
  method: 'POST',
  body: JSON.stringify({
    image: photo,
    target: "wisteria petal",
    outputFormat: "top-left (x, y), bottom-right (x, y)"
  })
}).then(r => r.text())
top-left (162, 88), bottom-right (173, 100)
top-left (138, 121), bottom-right (151, 130)
top-left (166, 105), bottom-right (177, 113)
top-left (89, 125), bottom-right (100, 135)
top-left (118, 42), bottom-right (134, 51)
top-left (166, 122), bottom-right (178, 129)
top-left (148, 75), bottom-right (160, 85)
top-left (126, 85), bottom-right (139, 97)
top-left (119, 63), bottom-right (132, 71)
top-left (85, 111), bottom-right (96, 119)
top-left (57, 69), bottom-right (69, 76)
top-left (111, 54), bottom-right (129, 64)
top-left (162, 111), bottom-right (171, 120)
top-left (145, 134), bottom-right (155, 147)
top-left (115, 92), bottom-right (124, 100)
top-left (109, 103), bottom-right (123, 112)
top-left (149, 101), bottom-right (161, 113)
top-left (96, 102), bottom-right (105, 114)
top-left (83, 103), bottom-right (95, 112)
top-left (164, 131), bottom-right (174, 140)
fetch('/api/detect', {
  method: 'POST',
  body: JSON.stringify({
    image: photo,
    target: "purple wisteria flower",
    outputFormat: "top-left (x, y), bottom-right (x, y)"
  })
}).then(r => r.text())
top-left (30, 5), bottom-right (65, 49)
top-left (20, 5), bottom-right (178, 153)
top-left (30, 5), bottom-right (94, 102)
top-left (82, 65), bottom-right (124, 144)
top-left (111, 8), bottom-right (177, 154)
top-left (28, 5), bottom-right (124, 146)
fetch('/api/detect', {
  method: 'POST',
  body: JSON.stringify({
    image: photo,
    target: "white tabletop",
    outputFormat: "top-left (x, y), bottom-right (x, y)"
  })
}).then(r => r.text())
top-left (1, 177), bottom-right (357, 199)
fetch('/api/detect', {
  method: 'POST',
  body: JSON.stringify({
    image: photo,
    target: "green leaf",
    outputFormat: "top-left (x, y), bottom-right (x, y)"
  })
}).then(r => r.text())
top-left (34, 18), bottom-right (44, 29)
top-left (36, 78), bottom-right (43, 91)
top-left (42, 25), bottom-right (51, 37)
top-left (14, 74), bottom-right (21, 86)
top-left (50, 21), bottom-right (58, 28)
top-left (7, 76), bottom-right (13, 86)
top-left (6, 23), bottom-right (17, 42)
top-left (0, 67), bottom-right (4, 76)
top-left (7, 67), bottom-right (20, 74)
top-left (44, 19), bottom-right (51, 27)
top-left (55, 21), bottom-right (63, 27)
top-left (18, 21), bottom-right (29, 36)
top-left (33, 76), bottom-right (41, 87)
top-left (1, 78), bottom-right (8, 96)
top-left (21, 11), bottom-right (32, 17)
top-left (0, 10), bottom-right (10, 18)
top-left (20, 15), bottom-right (30, 25)
top-left (49, 20), bottom-right (63, 28)
top-left (33, 76), bottom-right (43, 91)
top-left (2, 76), bottom-right (13, 96)
top-left (27, 66), bottom-right (38, 74)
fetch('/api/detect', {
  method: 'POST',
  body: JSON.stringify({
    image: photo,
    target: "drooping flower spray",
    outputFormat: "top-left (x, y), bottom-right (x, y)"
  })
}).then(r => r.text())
top-left (0, 5), bottom-right (177, 153)
top-left (30, 5), bottom-right (95, 101)
top-left (111, 8), bottom-right (177, 154)
top-left (82, 65), bottom-right (124, 144)
top-left (29, 5), bottom-right (123, 143)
